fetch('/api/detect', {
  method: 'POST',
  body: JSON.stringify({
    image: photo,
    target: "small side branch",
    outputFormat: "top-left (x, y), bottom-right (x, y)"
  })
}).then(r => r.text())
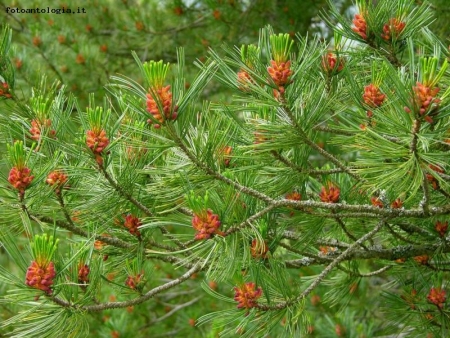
top-left (51, 264), bottom-right (201, 311)
top-left (257, 219), bottom-right (385, 310)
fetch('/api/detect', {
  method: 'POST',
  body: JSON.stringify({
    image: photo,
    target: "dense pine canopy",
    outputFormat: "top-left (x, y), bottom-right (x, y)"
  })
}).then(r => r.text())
top-left (1, 0), bottom-right (450, 337)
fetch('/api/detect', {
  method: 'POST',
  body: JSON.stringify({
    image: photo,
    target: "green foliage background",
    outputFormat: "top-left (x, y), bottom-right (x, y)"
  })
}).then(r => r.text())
top-left (0, 0), bottom-right (450, 337)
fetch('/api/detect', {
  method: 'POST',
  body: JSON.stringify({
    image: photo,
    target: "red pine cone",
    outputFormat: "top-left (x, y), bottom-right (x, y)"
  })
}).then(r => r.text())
top-left (286, 191), bottom-right (301, 201)
top-left (363, 84), bottom-right (386, 108)
top-left (413, 82), bottom-right (441, 122)
top-left (427, 287), bottom-right (446, 309)
top-left (0, 82), bottom-right (12, 98)
top-left (125, 272), bottom-right (144, 289)
top-left (123, 214), bottom-right (142, 238)
top-left (234, 282), bottom-right (262, 309)
top-left (8, 166), bottom-right (34, 193)
top-left (146, 85), bottom-right (178, 128)
top-left (435, 221), bottom-right (448, 237)
top-left (250, 239), bottom-right (269, 259)
top-left (30, 118), bottom-right (56, 141)
top-left (321, 52), bottom-right (345, 74)
top-left (381, 18), bottom-right (406, 41)
top-left (267, 60), bottom-right (292, 88)
top-left (390, 198), bottom-right (403, 209)
top-left (352, 14), bottom-right (367, 40)
top-left (319, 183), bottom-right (340, 203)
top-left (413, 255), bottom-right (429, 265)
top-left (25, 260), bottom-right (56, 294)
top-left (370, 196), bottom-right (383, 208)
top-left (78, 263), bottom-right (90, 284)
top-left (46, 170), bottom-right (68, 188)
top-left (319, 246), bottom-right (337, 256)
top-left (192, 209), bottom-right (223, 240)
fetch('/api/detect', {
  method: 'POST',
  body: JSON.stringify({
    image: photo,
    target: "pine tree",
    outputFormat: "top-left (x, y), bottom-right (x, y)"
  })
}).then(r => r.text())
top-left (1, 0), bottom-right (450, 337)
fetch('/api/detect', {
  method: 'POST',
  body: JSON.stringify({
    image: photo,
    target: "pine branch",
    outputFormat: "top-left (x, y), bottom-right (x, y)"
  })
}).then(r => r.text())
top-left (256, 219), bottom-right (385, 310)
top-left (420, 168), bottom-right (431, 215)
top-left (332, 212), bottom-right (369, 250)
top-left (336, 265), bottom-right (392, 277)
top-left (270, 150), bottom-right (354, 176)
top-left (83, 263), bottom-right (200, 311)
top-left (273, 199), bottom-right (450, 218)
top-left (285, 241), bottom-right (449, 267)
top-left (282, 106), bottom-right (364, 182)
top-left (138, 296), bottom-right (201, 329)
top-left (281, 231), bottom-right (351, 249)
top-left (99, 164), bottom-right (188, 250)
top-left (277, 241), bottom-right (333, 263)
top-left (170, 128), bottom-right (275, 204)
top-left (99, 164), bottom-right (153, 216)
top-left (31, 214), bottom-right (133, 249)
top-left (385, 222), bottom-right (421, 245)
top-left (397, 221), bottom-right (433, 237)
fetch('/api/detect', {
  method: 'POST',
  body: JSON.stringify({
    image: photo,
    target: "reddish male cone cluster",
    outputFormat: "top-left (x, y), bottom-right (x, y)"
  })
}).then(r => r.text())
top-left (268, 60), bottom-right (292, 97)
top-left (234, 282), bottom-right (262, 309)
top-left (8, 166), bottom-right (34, 195)
top-left (123, 214), bottom-right (142, 238)
top-left (319, 183), bottom-right (340, 203)
top-left (125, 272), bottom-right (144, 290)
top-left (86, 128), bottom-right (110, 165)
top-left (435, 221), bottom-right (448, 237)
top-left (412, 82), bottom-right (441, 123)
top-left (352, 13), bottom-right (367, 40)
top-left (30, 118), bottom-right (56, 141)
top-left (78, 263), bottom-right (90, 285)
top-left (0, 82), bottom-right (12, 98)
top-left (321, 52), bottom-right (345, 74)
top-left (237, 69), bottom-right (254, 90)
top-left (192, 209), bottom-right (223, 240)
top-left (381, 18), bottom-right (405, 41)
top-left (363, 84), bottom-right (386, 118)
top-left (146, 85), bottom-right (178, 128)
top-left (426, 164), bottom-right (444, 190)
top-left (46, 170), bottom-right (68, 193)
top-left (25, 260), bottom-right (56, 295)
top-left (427, 287), bottom-right (446, 309)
